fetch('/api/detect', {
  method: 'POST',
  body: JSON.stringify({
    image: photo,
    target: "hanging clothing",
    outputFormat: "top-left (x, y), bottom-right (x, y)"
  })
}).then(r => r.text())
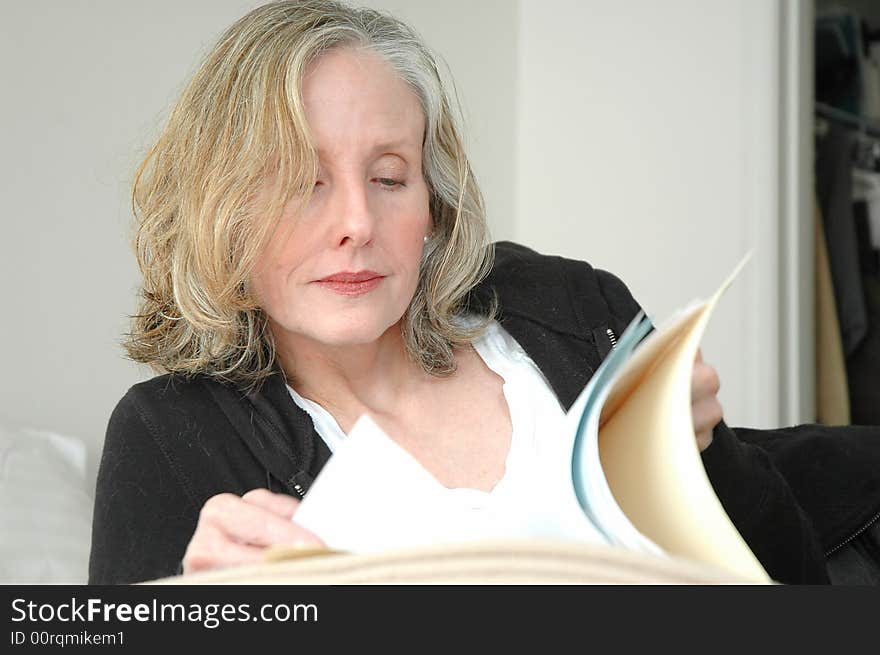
top-left (816, 123), bottom-right (869, 356)
top-left (847, 274), bottom-right (880, 425)
top-left (853, 168), bottom-right (880, 250)
top-left (847, 201), bottom-right (880, 425)
top-left (816, 10), bottom-right (865, 115)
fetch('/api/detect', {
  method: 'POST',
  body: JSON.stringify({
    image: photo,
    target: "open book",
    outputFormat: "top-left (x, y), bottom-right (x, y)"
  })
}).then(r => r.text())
top-left (292, 255), bottom-right (771, 583)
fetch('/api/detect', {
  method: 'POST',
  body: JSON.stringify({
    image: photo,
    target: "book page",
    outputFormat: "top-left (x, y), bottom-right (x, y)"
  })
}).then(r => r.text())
top-left (595, 254), bottom-right (770, 582)
top-left (567, 312), bottom-right (666, 555)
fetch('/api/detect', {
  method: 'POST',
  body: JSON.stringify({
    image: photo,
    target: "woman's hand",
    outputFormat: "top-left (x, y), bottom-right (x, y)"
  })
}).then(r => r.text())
top-left (181, 488), bottom-right (325, 575)
top-left (691, 349), bottom-right (724, 452)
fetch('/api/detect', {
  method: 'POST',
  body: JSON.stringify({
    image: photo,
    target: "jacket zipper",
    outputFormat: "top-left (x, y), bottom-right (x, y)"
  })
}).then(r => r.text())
top-left (606, 327), bottom-right (618, 350)
top-left (267, 471), bottom-right (307, 499)
top-left (823, 509), bottom-right (880, 557)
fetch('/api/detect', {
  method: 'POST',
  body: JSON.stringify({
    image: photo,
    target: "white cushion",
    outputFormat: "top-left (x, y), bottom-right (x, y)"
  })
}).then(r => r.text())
top-left (0, 421), bottom-right (93, 583)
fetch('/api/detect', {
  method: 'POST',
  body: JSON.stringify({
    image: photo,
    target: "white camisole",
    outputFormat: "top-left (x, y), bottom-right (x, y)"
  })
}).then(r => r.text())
top-left (285, 316), bottom-right (568, 515)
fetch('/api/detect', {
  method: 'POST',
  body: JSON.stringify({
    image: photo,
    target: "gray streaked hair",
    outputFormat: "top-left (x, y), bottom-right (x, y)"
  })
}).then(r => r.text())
top-left (125, 0), bottom-right (498, 388)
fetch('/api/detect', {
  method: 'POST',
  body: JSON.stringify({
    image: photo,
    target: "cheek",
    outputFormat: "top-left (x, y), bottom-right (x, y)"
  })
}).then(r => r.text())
top-left (400, 216), bottom-right (428, 249)
top-left (250, 232), bottom-right (310, 310)
top-left (248, 264), bottom-right (284, 320)
top-left (395, 217), bottom-right (430, 275)
top-left (394, 190), bottom-right (432, 251)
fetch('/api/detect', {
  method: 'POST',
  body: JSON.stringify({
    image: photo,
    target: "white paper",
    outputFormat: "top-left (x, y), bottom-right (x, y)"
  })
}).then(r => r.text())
top-left (293, 413), bottom-right (607, 553)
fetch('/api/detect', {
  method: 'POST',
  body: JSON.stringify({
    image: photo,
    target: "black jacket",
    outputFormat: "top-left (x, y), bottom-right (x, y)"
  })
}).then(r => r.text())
top-left (89, 241), bottom-right (880, 585)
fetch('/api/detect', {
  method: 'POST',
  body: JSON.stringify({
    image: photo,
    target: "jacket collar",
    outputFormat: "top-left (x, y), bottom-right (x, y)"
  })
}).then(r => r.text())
top-left (466, 241), bottom-right (603, 341)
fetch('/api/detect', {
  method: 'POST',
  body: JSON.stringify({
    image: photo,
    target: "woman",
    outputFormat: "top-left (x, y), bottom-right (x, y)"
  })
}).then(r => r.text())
top-left (89, 0), bottom-right (880, 585)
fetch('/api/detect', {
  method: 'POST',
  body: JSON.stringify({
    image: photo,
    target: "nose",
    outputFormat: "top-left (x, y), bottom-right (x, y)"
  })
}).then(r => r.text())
top-left (328, 176), bottom-right (376, 248)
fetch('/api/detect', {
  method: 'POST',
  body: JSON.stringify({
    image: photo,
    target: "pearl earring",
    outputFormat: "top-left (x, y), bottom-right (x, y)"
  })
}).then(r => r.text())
top-left (423, 235), bottom-right (429, 243)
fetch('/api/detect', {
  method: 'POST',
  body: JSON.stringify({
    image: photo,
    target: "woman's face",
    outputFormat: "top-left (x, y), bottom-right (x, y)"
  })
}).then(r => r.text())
top-left (250, 46), bottom-right (432, 350)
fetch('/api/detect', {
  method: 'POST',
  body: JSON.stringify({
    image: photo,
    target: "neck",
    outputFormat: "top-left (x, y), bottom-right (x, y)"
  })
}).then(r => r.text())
top-left (274, 319), bottom-right (425, 425)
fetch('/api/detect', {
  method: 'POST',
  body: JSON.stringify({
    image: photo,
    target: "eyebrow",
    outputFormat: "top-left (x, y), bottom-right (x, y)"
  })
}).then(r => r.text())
top-left (371, 139), bottom-right (418, 154)
top-left (315, 138), bottom-right (419, 161)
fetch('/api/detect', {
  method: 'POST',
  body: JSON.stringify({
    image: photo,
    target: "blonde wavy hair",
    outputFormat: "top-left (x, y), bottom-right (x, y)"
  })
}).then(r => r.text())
top-left (126, 0), bottom-right (498, 388)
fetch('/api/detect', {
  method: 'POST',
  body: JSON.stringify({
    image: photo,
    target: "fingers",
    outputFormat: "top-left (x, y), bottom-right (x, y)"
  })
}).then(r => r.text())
top-left (198, 492), bottom-right (322, 548)
top-left (241, 487), bottom-right (301, 519)
top-left (691, 359), bottom-right (721, 401)
top-left (241, 488), bottom-right (326, 547)
top-left (693, 395), bottom-right (722, 452)
top-left (182, 523), bottom-right (267, 574)
top-left (694, 429), bottom-right (714, 452)
top-left (182, 489), bottom-right (327, 576)
top-left (691, 356), bottom-right (723, 452)
top-left (692, 395), bottom-right (724, 435)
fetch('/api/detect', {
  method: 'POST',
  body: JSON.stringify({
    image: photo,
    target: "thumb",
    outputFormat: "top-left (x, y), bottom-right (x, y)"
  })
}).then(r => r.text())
top-left (241, 488), bottom-right (302, 519)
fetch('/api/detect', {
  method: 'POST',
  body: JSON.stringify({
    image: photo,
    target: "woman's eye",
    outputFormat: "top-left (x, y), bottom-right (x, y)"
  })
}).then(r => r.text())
top-left (377, 177), bottom-right (404, 189)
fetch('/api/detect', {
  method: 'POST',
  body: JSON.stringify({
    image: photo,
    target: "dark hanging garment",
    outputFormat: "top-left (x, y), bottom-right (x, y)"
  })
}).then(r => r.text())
top-left (847, 201), bottom-right (880, 425)
top-left (815, 11), bottom-right (865, 115)
top-left (816, 124), bottom-right (870, 356)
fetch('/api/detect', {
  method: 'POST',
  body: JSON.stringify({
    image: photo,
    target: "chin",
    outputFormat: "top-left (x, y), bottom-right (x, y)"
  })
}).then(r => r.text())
top-left (307, 313), bottom-right (401, 347)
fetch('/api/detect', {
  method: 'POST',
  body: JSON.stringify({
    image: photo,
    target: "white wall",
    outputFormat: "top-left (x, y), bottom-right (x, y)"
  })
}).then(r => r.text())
top-left (1, 0), bottom-right (798, 492)
top-left (1, 0), bottom-right (264, 486)
top-left (515, 0), bottom-right (799, 429)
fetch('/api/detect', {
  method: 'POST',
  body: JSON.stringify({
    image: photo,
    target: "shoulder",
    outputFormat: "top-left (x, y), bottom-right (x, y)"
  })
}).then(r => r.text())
top-left (96, 375), bottom-right (212, 524)
top-left (100, 372), bottom-right (273, 506)
top-left (107, 369), bottom-right (297, 457)
top-left (106, 373), bottom-right (245, 460)
top-left (107, 375), bottom-right (205, 441)
top-left (114, 370), bottom-right (286, 421)
top-left (116, 373), bottom-right (218, 420)
top-left (474, 240), bottom-right (644, 332)
top-left (488, 240), bottom-right (594, 278)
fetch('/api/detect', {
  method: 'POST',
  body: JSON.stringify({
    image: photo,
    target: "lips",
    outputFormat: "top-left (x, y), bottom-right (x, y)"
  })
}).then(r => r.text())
top-left (317, 270), bottom-right (383, 283)
top-left (313, 270), bottom-right (385, 297)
